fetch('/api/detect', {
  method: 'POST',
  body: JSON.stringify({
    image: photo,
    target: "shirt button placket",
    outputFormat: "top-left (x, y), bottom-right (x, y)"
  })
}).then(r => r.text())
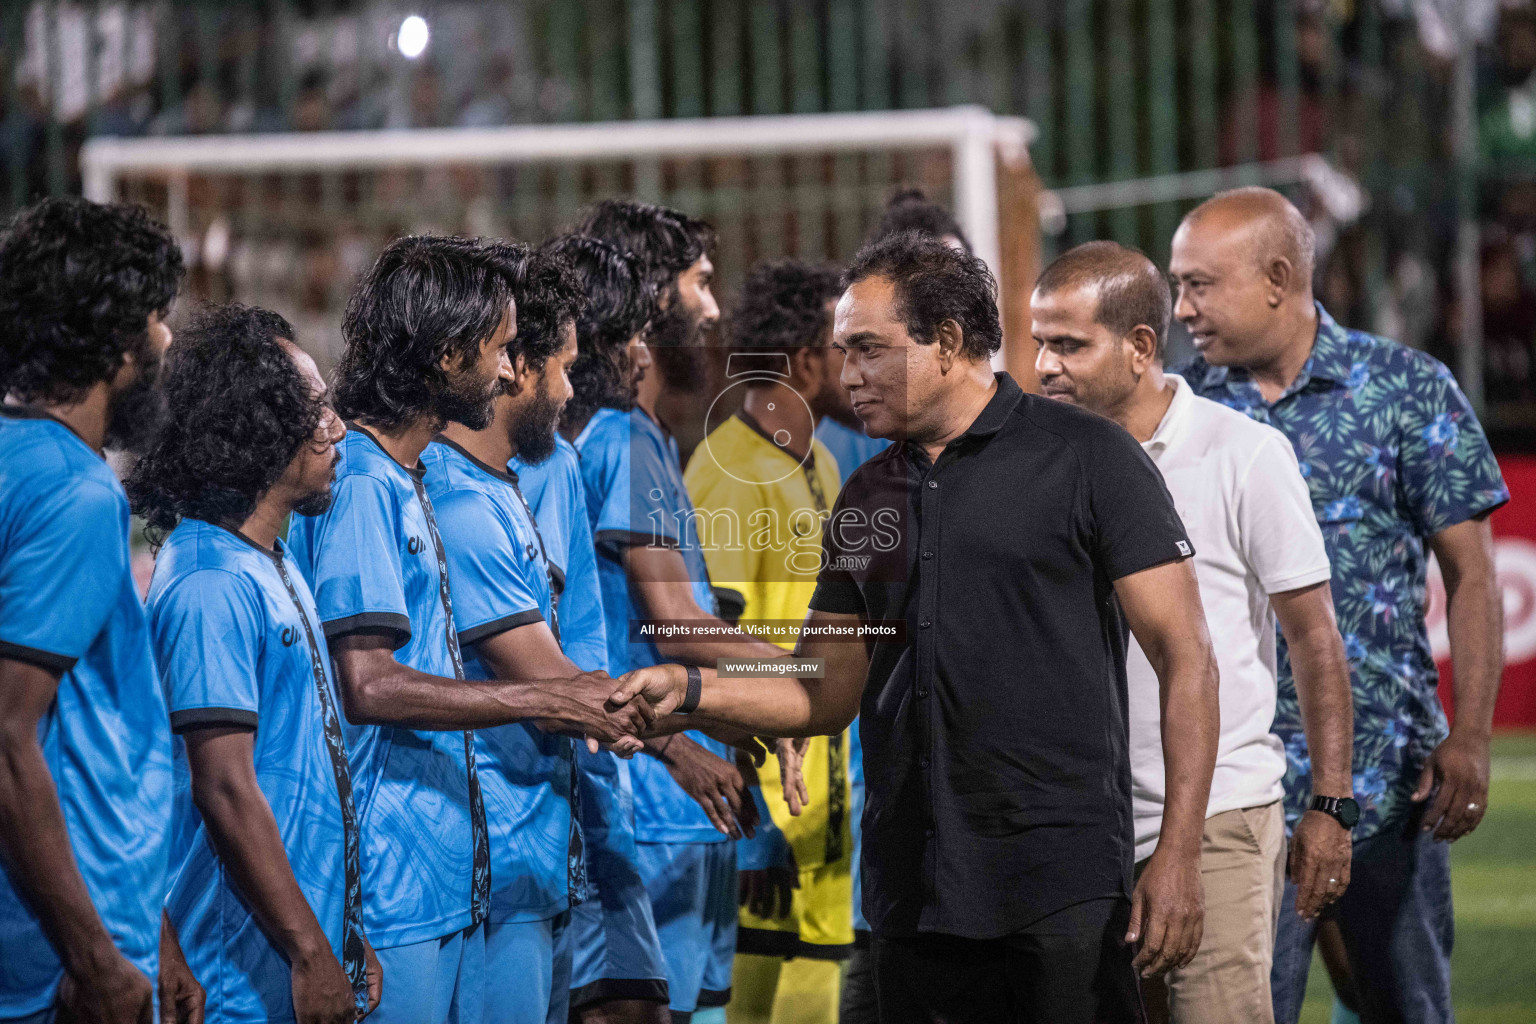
top-left (919, 470), bottom-right (940, 909)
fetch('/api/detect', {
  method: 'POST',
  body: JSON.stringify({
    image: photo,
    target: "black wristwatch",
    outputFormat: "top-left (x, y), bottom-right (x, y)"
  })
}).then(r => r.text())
top-left (1310, 795), bottom-right (1361, 830)
top-left (674, 665), bottom-right (702, 715)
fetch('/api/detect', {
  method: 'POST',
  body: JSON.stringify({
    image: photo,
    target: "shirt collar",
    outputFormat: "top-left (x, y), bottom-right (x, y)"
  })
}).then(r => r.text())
top-left (903, 372), bottom-right (1021, 462)
top-left (0, 403), bottom-right (100, 455)
top-left (1145, 374), bottom-right (1194, 452)
top-left (432, 434), bottom-right (521, 486)
top-left (734, 408), bottom-right (816, 467)
top-left (347, 422), bottom-right (427, 480)
top-left (635, 403), bottom-right (673, 438)
top-left (961, 372), bottom-right (1024, 438)
top-left (203, 518), bottom-right (285, 561)
top-left (1303, 303), bottom-right (1354, 386)
top-left (1184, 302), bottom-right (1351, 396)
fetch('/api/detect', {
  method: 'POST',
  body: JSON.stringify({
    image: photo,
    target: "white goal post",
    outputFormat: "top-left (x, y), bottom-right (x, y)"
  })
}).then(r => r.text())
top-left (80, 107), bottom-right (1039, 379)
top-left (84, 106), bottom-right (1032, 282)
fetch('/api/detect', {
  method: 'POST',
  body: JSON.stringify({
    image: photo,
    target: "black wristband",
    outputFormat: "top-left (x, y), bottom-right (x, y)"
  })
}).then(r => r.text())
top-left (675, 665), bottom-right (702, 715)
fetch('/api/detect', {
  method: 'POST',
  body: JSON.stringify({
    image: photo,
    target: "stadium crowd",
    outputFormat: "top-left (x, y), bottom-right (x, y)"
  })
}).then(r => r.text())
top-left (0, 183), bottom-right (1509, 1024)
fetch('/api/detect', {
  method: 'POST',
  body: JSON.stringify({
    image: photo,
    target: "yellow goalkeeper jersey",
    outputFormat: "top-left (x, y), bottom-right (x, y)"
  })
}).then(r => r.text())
top-left (684, 411), bottom-right (851, 873)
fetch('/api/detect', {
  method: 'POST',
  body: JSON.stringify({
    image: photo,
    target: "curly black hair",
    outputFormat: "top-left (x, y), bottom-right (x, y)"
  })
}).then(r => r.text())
top-left (545, 234), bottom-right (656, 429)
top-left (843, 230), bottom-right (1002, 361)
top-left (869, 188), bottom-right (972, 254)
top-left (729, 259), bottom-right (843, 355)
top-left (574, 199), bottom-right (715, 302)
top-left (126, 304), bottom-right (322, 541)
top-left (0, 196), bottom-right (184, 404)
top-left (332, 234), bottom-right (521, 430)
top-left (507, 245), bottom-right (586, 373)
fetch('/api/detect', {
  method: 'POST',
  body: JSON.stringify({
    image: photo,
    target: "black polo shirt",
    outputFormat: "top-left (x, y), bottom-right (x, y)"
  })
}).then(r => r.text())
top-left (810, 372), bottom-right (1191, 939)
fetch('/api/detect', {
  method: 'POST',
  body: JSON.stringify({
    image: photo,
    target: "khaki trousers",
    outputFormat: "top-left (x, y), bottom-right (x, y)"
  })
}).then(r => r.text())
top-left (1139, 801), bottom-right (1287, 1024)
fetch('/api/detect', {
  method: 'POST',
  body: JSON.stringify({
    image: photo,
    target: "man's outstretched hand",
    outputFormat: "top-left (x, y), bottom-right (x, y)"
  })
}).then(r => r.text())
top-left (609, 664), bottom-right (690, 719)
top-left (530, 671), bottom-right (654, 756)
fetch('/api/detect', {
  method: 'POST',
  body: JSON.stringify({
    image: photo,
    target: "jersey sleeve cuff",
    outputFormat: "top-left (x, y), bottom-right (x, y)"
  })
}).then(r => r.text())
top-left (1104, 544), bottom-right (1194, 583)
top-left (458, 609), bottom-right (546, 647)
top-left (0, 640), bottom-right (77, 673)
top-left (1419, 490), bottom-right (1512, 536)
top-left (594, 529), bottom-right (677, 554)
top-left (1262, 564), bottom-right (1333, 596)
top-left (808, 580), bottom-right (864, 615)
top-left (170, 707), bottom-right (260, 734)
top-left (321, 612), bottom-right (412, 649)
top-left (712, 587), bottom-right (747, 624)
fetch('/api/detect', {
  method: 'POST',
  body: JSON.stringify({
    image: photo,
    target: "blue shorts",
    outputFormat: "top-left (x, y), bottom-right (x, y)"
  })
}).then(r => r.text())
top-left (635, 841), bottom-right (737, 1013)
top-left (370, 922), bottom-right (485, 1024)
top-left (567, 753), bottom-right (669, 1011)
top-left (566, 832), bottom-right (670, 1008)
top-left (483, 914), bottom-right (569, 1024)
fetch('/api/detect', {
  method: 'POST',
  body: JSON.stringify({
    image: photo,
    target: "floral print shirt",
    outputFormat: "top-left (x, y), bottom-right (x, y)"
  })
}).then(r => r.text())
top-left (1175, 304), bottom-right (1509, 838)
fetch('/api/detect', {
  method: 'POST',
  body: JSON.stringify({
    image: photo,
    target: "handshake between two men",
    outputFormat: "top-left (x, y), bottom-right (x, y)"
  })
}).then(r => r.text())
top-left (536, 662), bottom-right (780, 756)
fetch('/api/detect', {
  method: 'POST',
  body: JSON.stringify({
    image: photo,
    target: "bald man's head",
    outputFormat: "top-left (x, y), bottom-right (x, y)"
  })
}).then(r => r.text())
top-left (1182, 187), bottom-right (1316, 290)
top-left (1169, 187), bottom-right (1319, 369)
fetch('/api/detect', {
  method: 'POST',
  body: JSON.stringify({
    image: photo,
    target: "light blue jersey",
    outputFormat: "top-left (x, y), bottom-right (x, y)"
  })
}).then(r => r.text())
top-left (574, 408), bottom-right (719, 675)
top-left (514, 435), bottom-right (671, 1006)
top-left (848, 717), bottom-right (867, 932)
top-left (287, 426), bottom-right (490, 948)
top-left (512, 435), bottom-right (635, 884)
top-left (813, 418), bottom-right (888, 487)
top-left (423, 438), bottom-right (584, 924)
top-left (0, 409), bottom-right (172, 1017)
top-left (148, 520), bottom-right (365, 1022)
top-left (574, 407), bottom-right (729, 845)
top-left (511, 436), bottom-right (609, 676)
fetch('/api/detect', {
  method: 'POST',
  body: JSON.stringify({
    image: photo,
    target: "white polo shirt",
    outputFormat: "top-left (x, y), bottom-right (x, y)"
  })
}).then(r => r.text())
top-left (1129, 374), bottom-right (1331, 862)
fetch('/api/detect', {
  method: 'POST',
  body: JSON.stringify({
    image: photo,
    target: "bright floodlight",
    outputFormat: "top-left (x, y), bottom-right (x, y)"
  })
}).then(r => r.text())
top-left (397, 16), bottom-right (429, 59)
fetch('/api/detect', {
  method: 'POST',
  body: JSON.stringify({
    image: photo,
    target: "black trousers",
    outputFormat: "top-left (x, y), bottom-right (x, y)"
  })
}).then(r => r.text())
top-left (872, 897), bottom-right (1146, 1024)
top-left (841, 933), bottom-right (879, 1024)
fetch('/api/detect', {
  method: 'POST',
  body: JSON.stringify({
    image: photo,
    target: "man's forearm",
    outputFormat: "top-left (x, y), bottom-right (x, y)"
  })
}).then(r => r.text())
top-left (691, 668), bottom-right (852, 738)
top-left (627, 555), bottom-right (794, 664)
top-left (1153, 648), bottom-right (1220, 857)
top-left (1286, 623), bottom-right (1354, 796)
top-left (614, 615), bottom-right (869, 738)
top-left (1444, 563), bottom-right (1503, 740)
top-left (336, 651), bottom-right (582, 730)
top-left (351, 674), bottom-right (576, 729)
top-left (0, 731), bottom-right (120, 974)
top-left (194, 772), bottom-right (334, 965)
